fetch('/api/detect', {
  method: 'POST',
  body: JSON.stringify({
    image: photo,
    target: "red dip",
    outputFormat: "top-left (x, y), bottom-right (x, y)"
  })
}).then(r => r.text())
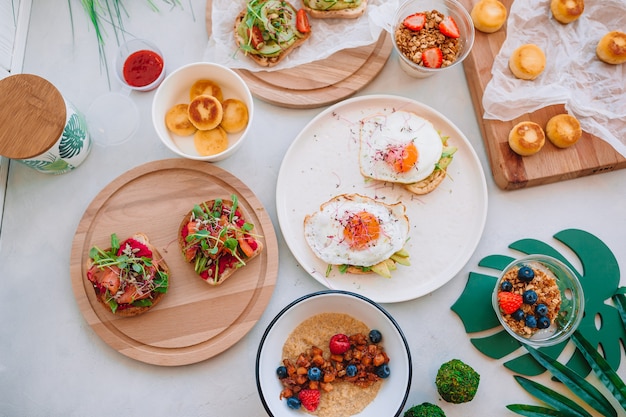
top-left (122, 49), bottom-right (164, 88)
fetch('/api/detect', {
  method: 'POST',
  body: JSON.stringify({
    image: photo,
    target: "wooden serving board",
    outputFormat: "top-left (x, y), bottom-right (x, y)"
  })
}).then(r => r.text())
top-left (459, 0), bottom-right (626, 190)
top-left (70, 159), bottom-right (279, 366)
top-left (205, 0), bottom-right (392, 109)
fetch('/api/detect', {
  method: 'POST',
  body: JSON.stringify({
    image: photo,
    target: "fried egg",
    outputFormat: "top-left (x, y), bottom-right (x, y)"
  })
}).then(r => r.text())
top-left (303, 194), bottom-right (409, 267)
top-left (359, 111), bottom-right (444, 184)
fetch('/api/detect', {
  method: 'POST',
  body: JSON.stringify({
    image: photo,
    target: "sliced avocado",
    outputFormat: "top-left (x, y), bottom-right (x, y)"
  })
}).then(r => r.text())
top-left (391, 253), bottom-right (411, 266)
top-left (393, 248), bottom-right (410, 258)
top-left (371, 261), bottom-right (392, 278)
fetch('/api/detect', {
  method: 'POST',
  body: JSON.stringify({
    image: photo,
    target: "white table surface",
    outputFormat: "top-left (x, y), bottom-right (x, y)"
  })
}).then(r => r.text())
top-left (1, 1), bottom-right (624, 416)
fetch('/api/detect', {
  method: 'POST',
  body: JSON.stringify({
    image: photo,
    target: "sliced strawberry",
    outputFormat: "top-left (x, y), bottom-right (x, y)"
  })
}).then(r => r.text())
top-left (298, 389), bottom-right (320, 412)
top-left (329, 334), bottom-right (351, 355)
top-left (422, 47), bottom-right (443, 68)
top-left (439, 15), bottom-right (460, 38)
top-left (403, 13), bottom-right (426, 31)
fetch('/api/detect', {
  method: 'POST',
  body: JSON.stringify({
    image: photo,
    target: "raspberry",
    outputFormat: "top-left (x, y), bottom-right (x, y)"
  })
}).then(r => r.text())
top-left (329, 334), bottom-right (350, 355)
top-left (298, 389), bottom-right (320, 412)
top-left (498, 291), bottom-right (523, 315)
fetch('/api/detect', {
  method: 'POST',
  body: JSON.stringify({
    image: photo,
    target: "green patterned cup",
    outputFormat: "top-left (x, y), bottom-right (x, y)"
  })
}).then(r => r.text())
top-left (0, 74), bottom-right (92, 175)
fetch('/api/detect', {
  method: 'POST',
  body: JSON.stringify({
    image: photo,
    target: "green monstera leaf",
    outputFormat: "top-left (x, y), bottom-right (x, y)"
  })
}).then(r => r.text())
top-left (59, 112), bottom-right (87, 159)
top-left (451, 229), bottom-right (625, 377)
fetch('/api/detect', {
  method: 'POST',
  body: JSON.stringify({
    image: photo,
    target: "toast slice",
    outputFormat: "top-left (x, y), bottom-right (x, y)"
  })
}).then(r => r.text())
top-left (179, 198), bottom-right (264, 285)
top-left (234, 0), bottom-right (312, 67)
top-left (87, 232), bottom-right (170, 317)
top-left (301, 0), bottom-right (367, 19)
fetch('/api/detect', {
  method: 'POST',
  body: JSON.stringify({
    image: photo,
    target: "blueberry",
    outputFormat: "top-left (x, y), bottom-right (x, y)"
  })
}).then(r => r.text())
top-left (376, 364), bottom-right (391, 379)
top-left (369, 329), bottom-right (382, 344)
top-left (346, 364), bottom-right (358, 377)
top-left (500, 280), bottom-right (513, 292)
top-left (307, 367), bottom-right (322, 381)
top-left (276, 365), bottom-right (288, 379)
top-left (535, 303), bottom-right (548, 316)
top-left (286, 397), bottom-right (301, 410)
top-left (523, 290), bottom-right (538, 305)
top-left (518, 266), bottom-right (535, 282)
top-left (512, 309), bottom-right (525, 321)
top-left (525, 315), bottom-right (538, 328)
top-left (537, 316), bottom-right (551, 329)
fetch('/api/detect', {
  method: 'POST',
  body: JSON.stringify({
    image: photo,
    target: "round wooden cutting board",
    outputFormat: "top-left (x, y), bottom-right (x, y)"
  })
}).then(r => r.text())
top-left (206, 0), bottom-right (393, 108)
top-left (70, 159), bottom-right (279, 366)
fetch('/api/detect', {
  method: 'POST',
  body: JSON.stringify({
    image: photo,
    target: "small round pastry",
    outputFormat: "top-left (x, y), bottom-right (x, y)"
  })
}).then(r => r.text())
top-left (509, 44), bottom-right (546, 80)
top-left (550, 0), bottom-right (584, 24)
top-left (596, 31), bottom-right (626, 65)
top-left (187, 94), bottom-right (223, 131)
top-left (220, 98), bottom-right (249, 133)
top-left (546, 114), bottom-right (582, 148)
top-left (508, 121), bottom-right (545, 156)
top-left (471, 0), bottom-right (507, 33)
top-left (189, 79), bottom-right (224, 101)
top-left (194, 126), bottom-right (229, 156)
top-left (165, 103), bottom-right (197, 136)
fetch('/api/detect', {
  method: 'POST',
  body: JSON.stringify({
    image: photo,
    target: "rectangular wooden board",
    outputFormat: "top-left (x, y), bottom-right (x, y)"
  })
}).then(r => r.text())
top-left (459, 0), bottom-right (626, 190)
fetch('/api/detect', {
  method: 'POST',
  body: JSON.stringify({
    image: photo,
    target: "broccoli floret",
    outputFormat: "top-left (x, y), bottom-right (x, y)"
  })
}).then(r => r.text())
top-left (404, 402), bottom-right (446, 417)
top-left (435, 359), bottom-right (480, 404)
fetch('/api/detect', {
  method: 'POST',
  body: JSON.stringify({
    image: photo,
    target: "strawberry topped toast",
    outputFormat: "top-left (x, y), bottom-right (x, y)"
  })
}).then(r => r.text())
top-left (178, 194), bottom-right (263, 285)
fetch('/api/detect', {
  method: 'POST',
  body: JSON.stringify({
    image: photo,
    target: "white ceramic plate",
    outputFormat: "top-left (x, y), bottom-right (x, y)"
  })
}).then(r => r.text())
top-left (276, 95), bottom-right (488, 303)
top-left (256, 290), bottom-right (411, 417)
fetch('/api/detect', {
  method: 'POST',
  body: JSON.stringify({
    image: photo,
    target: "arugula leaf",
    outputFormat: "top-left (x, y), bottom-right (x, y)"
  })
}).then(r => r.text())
top-left (512, 376), bottom-right (592, 417)
top-left (571, 331), bottom-right (626, 411)
top-left (525, 346), bottom-right (617, 417)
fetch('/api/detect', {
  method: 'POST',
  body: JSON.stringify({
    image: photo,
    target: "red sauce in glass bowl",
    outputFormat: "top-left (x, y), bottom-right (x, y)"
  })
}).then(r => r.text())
top-left (122, 49), bottom-right (164, 88)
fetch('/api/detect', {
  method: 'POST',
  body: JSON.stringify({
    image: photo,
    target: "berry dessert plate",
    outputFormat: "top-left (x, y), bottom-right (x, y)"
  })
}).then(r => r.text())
top-left (276, 94), bottom-right (488, 303)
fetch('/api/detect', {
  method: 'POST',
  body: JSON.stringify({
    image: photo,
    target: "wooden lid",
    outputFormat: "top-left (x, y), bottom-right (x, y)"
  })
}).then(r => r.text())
top-left (0, 74), bottom-right (66, 159)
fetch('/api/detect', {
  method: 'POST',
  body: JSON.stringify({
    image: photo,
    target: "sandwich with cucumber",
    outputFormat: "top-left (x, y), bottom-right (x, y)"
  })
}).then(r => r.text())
top-left (301, 0), bottom-right (367, 19)
top-left (235, 0), bottom-right (312, 67)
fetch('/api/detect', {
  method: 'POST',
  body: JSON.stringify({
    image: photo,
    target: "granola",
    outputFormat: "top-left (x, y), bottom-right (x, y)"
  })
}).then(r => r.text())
top-left (395, 10), bottom-right (461, 68)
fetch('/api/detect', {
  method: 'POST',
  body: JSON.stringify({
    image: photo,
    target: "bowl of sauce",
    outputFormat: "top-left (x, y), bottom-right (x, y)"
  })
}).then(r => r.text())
top-left (115, 38), bottom-right (165, 92)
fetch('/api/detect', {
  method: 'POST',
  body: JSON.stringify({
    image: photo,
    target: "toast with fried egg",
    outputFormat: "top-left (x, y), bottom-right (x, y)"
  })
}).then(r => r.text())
top-left (179, 195), bottom-right (263, 285)
top-left (359, 111), bottom-right (457, 195)
top-left (304, 194), bottom-right (410, 278)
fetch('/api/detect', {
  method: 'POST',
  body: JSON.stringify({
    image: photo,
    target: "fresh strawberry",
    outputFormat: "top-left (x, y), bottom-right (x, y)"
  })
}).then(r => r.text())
top-left (403, 13), bottom-right (426, 31)
top-left (422, 47), bottom-right (443, 68)
top-left (298, 389), bottom-right (320, 412)
top-left (439, 15), bottom-right (460, 38)
top-left (329, 333), bottom-right (351, 355)
top-left (498, 291), bottom-right (523, 315)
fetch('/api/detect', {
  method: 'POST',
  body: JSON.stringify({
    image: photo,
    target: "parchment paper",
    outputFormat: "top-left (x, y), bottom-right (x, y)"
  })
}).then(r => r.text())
top-left (204, 0), bottom-right (399, 71)
top-left (482, 0), bottom-right (626, 157)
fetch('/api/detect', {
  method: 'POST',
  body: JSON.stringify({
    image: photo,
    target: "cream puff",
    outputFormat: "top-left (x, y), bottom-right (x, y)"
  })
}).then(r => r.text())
top-left (508, 121), bottom-right (545, 156)
top-left (546, 114), bottom-right (582, 148)
top-left (550, 0), bottom-right (584, 24)
top-left (509, 44), bottom-right (546, 80)
top-left (471, 0), bottom-right (507, 33)
top-left (596, 31), bottom-right (626, 65)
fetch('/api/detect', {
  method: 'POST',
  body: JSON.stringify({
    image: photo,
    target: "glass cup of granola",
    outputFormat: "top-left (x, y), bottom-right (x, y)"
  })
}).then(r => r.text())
top-left (492, 254), bottom-right (585, 347)
top-left (392, 0), bottom-right (475, 78)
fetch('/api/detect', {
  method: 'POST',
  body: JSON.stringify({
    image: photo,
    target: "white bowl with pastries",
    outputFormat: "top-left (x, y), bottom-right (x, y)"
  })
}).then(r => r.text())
top-left (152, 62), bottom-right (254, 162)
top-left (256, 290), bottom-right (412, 417)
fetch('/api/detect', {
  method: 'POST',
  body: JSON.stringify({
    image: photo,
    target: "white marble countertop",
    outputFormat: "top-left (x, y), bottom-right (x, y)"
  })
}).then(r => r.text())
top-left (0, 1), bottom-right (624, 416)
